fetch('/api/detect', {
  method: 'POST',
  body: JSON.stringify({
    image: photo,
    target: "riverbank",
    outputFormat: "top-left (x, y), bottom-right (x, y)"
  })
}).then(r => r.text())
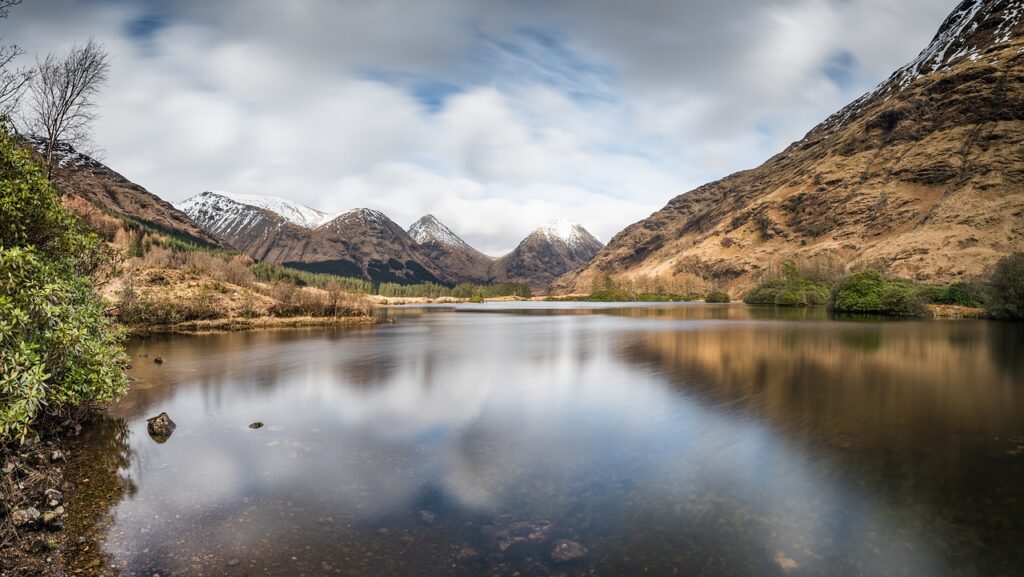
top-left (0, 430), bottom-right (78, 577)
top-left (123, 313), bottom-right (381, 336)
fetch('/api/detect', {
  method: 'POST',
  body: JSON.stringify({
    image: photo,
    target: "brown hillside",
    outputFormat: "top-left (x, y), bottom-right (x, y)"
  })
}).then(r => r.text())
top-left (556, 0), bottom-right (1024, 295)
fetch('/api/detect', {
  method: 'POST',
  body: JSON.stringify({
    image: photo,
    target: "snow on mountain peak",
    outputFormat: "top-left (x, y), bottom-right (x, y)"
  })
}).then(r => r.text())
top-left (325, 207), bottom-right (390, 226)
top-left (535, 218), bottom-right (593, 248)
top-left (408, 214), bottom-right (470, 249)
top-left (205, 191), bottom-right (328, 228)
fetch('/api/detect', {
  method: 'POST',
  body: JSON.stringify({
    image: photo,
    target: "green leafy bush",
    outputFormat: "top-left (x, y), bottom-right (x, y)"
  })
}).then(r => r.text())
top-left (705, 291), bottom-right (731, 303)
top-left (0, 131), bottom-right (128, 442)
top-left (986, 253), bottom-right (1024, 320)
top-left (831, 271), bottom-right (932, 315)
top-left (744, 261), bottom-right (833, 307)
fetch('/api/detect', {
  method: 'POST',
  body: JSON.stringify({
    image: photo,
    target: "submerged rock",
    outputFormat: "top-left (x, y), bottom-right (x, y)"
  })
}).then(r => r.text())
top-left (550, 539), bottom-right (587, 563)
top-left (147, 412), bottom-right (177, 438)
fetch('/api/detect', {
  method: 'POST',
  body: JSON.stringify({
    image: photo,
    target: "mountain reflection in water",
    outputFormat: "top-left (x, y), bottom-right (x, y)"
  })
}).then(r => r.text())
top-left (68, 304), bottom-right (1024, 577)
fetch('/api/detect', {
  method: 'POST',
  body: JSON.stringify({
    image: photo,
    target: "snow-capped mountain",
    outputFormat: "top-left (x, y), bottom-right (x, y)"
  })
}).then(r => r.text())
top-left (493, 219), bottom-right (603, 291)
top-left (409, 214), bottom-right (472, 249)
top-left (177, 191), bottom-right (327, 230)
top-left (177, 192), bottom-right (449, 284)
top-left (408, 215), bottom-right (493, 284)
top-left (179, 191), bottom-right (604, 290)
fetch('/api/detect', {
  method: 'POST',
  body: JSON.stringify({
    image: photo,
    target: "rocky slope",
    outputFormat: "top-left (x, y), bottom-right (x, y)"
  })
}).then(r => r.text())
top-left (493, 218), bottom-right (604, 292)
top-left (556, 0), bottom-right (1024, 295)
top-left (408, 214), bottom-right (494, 284)
top-left (179, 192), bottom-right (448, 284)
top-left (182, 193), bottom-right (603, 289)
top-left (27, 138), bottom-right (219, 246)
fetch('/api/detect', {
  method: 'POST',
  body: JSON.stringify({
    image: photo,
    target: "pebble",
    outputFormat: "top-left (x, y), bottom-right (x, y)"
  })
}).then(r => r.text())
top-left (225, 557), bottom-right (241, 567)
top-left (550, 539), bottom-right (588, 563)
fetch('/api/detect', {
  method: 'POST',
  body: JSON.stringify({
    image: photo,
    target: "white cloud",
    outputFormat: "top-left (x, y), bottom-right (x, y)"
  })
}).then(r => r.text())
top-left (4, 0), bottom-right (954, 253)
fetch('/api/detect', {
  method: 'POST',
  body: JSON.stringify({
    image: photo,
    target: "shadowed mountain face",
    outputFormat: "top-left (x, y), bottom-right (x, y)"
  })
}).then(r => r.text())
top-left (492, 220), bottom-right (604, 292)
top-left (408, 215), bottom-right (494, 284)
top-left (179, 192), bottom-right (448, 284)
top-left (556, 0), bottom-right (1024, 295)
top-left (26, 138), bottom-right (220, 246)
top-left (181, 192), bottom-right (603, 289)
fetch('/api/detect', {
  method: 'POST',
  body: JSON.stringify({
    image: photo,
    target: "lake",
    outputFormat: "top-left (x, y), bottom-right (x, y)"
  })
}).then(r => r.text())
top-left (67, 303), bottom-right (1024, 577)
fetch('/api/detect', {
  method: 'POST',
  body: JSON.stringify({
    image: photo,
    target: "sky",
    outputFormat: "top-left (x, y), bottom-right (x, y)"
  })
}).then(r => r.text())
top-left (5, 0), bottom-right (955, 255)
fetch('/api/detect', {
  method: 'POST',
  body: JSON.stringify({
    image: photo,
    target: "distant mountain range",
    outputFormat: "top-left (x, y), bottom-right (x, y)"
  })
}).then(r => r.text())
top-left (178, 191), bottom-right (603, 291)
top-left (555, 0), bottom-right (1024, 294)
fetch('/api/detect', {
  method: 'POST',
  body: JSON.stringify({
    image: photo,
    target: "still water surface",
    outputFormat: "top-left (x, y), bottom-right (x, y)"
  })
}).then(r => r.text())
top-left (70, 303), bottom-right (1024, 576)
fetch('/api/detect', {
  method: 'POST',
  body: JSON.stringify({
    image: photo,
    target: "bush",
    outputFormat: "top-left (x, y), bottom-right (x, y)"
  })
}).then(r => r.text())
top-left (832, 271), bottom-right (930, 315)
top-left (586, 289), bottom-right (637, 302)
top-left (705, 291), bottom-right (731, 303)
top-left (744, 261), bottom-right (833, 306)
top-left (831, 270), bottom-right (886, 312)
top-left (0, 132), bottom-right (128, 442)
top-left (987, 253), bottom-right (1024, 320)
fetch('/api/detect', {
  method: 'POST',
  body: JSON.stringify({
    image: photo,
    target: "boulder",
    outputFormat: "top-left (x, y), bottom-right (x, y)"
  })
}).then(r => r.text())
top-left (147, 412), bottom-right (177, 437)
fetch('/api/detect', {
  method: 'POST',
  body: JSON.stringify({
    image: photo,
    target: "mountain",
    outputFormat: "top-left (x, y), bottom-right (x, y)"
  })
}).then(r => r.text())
top-left (407, 215), bottom-right (493, 284)
top-left (493, 218), bottom-right (604, 291)
top-left (26, 138), bottom-right (219, 246)
top-left (178, 192), bottom-right (448, 284)
top-left (555, 0), bottom-right (1024, 295)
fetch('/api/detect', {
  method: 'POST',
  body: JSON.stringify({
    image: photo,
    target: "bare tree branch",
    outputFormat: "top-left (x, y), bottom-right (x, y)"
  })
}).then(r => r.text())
top-left (25, 38), bottom-right (110, 176)
top-left (0, 0), bottom-right (32, 124)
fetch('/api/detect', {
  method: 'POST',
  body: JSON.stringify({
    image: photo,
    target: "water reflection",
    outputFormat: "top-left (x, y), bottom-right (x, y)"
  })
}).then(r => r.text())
top-left (69, 305), bottom-right (1024, 577)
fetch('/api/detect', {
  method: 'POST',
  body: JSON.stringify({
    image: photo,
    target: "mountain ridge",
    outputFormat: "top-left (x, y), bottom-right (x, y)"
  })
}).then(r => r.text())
top-left (180, 191), bottom-right (603, 290)
top-left (555, 0), bottom-right (1024, 295)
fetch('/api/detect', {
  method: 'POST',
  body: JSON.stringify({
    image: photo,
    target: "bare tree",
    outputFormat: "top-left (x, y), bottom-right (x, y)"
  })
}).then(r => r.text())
top-left (25, 38), bottom-right (110, 175)
top-left (0, 0), bottom-right (33, 122)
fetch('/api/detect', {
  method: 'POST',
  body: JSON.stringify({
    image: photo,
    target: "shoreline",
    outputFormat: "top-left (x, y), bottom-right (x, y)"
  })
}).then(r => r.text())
top-left (122, 314), bottom-right (381, 337)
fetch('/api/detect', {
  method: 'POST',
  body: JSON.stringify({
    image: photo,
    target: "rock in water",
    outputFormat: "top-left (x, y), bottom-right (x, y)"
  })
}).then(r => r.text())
top-left (248, 422), bottom-right (264, 429)
top-left (550, 539), bottom-right (588, 563)
top-left (147, 412), bottom-right (177, 437)
top-left (153, 356), bottom-right (164, 364)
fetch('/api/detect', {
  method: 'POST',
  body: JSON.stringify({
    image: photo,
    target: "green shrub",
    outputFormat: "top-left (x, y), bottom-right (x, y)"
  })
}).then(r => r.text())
top-left (743, 280), bottom-right (783, 305)
top-left (831, 270), bottom-right (886, 312)
top-left (934, 282), bottom-right (985, 308)
top-left (0, 131), bottom-right (128, 442)
top-left (744, 261), bottom-right (833, 306)
top-left (705, 291), bottom-right (731, 303)
top-left (986, 253), bottom-right (1024, 320)
top-left (774, 287), bottom-right (807, 306)
top-left (586, 289), bottom-right (637, 302)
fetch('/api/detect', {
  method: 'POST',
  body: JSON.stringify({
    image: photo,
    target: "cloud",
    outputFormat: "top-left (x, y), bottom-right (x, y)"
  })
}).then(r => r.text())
top-left (4, 0), bottom-right (953, 253)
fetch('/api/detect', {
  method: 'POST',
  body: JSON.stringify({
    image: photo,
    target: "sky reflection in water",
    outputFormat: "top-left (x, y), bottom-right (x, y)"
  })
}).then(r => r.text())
top-left (73, 304), bottom-right (1024, 577)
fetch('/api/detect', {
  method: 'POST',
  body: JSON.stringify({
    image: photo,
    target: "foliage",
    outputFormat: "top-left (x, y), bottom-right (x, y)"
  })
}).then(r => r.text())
top-left (744, 261), bottom-right (832, 307)
top-left (376, 281), bottom-right (530, 299)
top-left (831, 270), bottom-right (932, 315)
top-left (0, 131), bottom-right (126, 442)
top-left (252, 263), bottom-right (372, 293)
top-left (705, 291), bottom-right (731, 303)
top-left (986, 253), bottom-right (1024, 320)
top-left (586, 289), bottom-right (637, 302)
top-left (582, 289), bottom-right (700, 302)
